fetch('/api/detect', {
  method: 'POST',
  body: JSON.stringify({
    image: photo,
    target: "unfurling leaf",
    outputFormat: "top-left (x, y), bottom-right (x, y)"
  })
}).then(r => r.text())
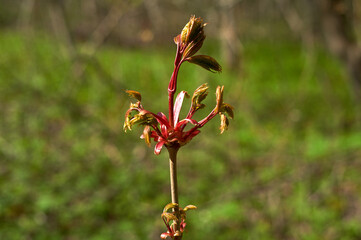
top-left (215, 85), bottom-right (224, 113)
top-left (174, 34), bottom-right (181, 45)
top-left (128, 110), bottom-right (157, 128)
top-left (125, 90), bottom-right (142, 101)
top-left (123, 108), bottom-right (139, 131)
top-left (180, 204), bottom-right (197, 221)
top-left (183, 205), bottom-right (197, 211)
top-left (163, 203), bottom-right (179, 213)
top-left (219, 113), bottom-right (229, 134)
top-left (160, 232), bottom-right (171, 240)
top-left (220, 103), bottom-right (234, 119)
top-left (186, 55), bottom-right (222, 73)
top-left (140, 125), bottom-right (151, 146)
top-left (192, 83), bottom-right (209, 110)
top-left (161, 212), bottom-right (177, 223)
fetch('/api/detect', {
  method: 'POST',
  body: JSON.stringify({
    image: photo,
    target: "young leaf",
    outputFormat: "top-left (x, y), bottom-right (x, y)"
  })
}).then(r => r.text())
top-left (219, 113), bottom-right (229, 134)
top-left (192, 83), bottom-right (209, 110)
top-left (163, 203), bottom-right (179, 213)
top-left (155, 141), bottom-right (165, 155)
top-left (186, 55), bottom-right (222, 73)
top-left (183, 205), bottom-right (197, 211)
top-left (161, 212), bottom-right (177, 222)
top-left (173, 91), bottom-right (189, 126)
top-left (125, 90), bottom-right (142, 101)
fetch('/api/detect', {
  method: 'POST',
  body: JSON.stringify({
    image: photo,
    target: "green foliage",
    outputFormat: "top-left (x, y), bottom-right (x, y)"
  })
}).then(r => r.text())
top-left (1, 31), bottom-right (361, 239)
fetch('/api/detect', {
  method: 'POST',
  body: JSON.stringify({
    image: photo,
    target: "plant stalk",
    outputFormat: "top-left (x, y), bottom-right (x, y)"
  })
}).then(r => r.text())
top-left (168, 146), bottom-right (182, 240)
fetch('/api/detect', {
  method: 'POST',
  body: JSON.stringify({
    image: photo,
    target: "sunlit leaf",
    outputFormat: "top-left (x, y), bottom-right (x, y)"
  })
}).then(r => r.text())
top-left (186, 55), bottom-right (222, 73)
top-left (163, 203), bottom-right (179, 212)
top-left (125, 90), bottom-right (142, 101)
top-left (183, 205), bottom-right (197, 211)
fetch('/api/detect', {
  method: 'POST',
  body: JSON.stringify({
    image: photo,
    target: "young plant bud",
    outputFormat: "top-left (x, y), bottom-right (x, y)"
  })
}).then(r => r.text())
top-left (124, 16), bottom-right (234, 240)
top-left (183, 33), bottom-right (205, 58)
top-left (181, 16), bottom-right (206, 45)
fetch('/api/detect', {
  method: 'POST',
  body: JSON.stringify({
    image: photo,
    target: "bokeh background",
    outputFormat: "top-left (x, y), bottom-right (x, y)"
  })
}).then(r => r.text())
top-left (1, 0), bottom-right (361, 239)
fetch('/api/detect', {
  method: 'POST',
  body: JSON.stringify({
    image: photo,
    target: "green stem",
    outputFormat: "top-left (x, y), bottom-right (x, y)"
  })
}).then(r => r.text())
top-left (168, 146), bottom-right (182, 240)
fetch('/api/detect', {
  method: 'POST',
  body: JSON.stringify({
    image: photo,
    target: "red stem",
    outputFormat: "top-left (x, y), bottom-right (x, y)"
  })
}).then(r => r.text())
top-left (168, 42), bottom-right (185, 128)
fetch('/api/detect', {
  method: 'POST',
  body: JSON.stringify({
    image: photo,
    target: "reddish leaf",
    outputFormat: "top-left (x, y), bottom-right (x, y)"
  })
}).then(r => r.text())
top-left (155, 141), bottom-right (165, 155)
top-left (173, 91), bottom-right (189, 126)
top-left (175, 118), bottom-right (198, 131)
top-left (160, 232), bottom-right (172, 239)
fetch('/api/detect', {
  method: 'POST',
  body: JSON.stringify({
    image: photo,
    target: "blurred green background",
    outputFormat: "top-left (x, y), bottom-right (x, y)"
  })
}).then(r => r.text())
top-left (1, 0), bottom-right (361, 239)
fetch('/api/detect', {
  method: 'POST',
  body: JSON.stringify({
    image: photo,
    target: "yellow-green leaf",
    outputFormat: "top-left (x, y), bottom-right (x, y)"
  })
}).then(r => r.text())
top-left (183, 205), bottom-right (197, 211)
top-left (187, 55), bottom-right (222, 73)
top-left (163, 203), bottom-right (179, 213)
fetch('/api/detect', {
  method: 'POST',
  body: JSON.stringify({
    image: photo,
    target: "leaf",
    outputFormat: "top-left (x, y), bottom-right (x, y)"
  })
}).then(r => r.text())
top-left (192, 83), bottom-right (209, 110)
top-left (183, 33), bottom-right (205, 58)
top-left (125, 90), bottom-right (141, 101)
top-left (183, 205), bottom-right (197, 211)
top-left (186, 55), bottom-right (222, 73)
top-left (160, 232), bottom-right (171, 239)
top-left (155, 112), bottom-right (171, 128)
top-left (221, 103), bottom-right (234, 119)
top-left (173, 91), bottom-right (189, 126)
top-left (219, 114), bottom-right (229, 134)
top-left (215, 85), bottom-right (224, 113)
top-left (175, 119), bottom-right (198, 131)
top-left (161, 212), bottom-right (177, 222)
top-left (174, 34), bottom-right (181, 45)
top-left (140, 125), bottom-right (151, 147)
top-left (154, 141), bottom-right (165, 155)
top-left (182, 129), bottom-right (201, 144)
top-left (163, 203), bottom-right (179, 212)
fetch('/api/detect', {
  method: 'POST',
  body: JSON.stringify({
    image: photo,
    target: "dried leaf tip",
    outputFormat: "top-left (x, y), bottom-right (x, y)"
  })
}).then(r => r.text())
top-left (125, 90), bottom-right (142, 102)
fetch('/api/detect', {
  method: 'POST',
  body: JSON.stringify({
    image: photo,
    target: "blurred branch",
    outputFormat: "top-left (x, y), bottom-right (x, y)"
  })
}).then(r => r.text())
top-left (90, 1), bottom-right (127, 52)
top-left (81, 0), bottom-right (98, 29)
top-left (219, 0), bottom-right (243, 71)
top-left (73, 0), bottom-right (139, 78)
top-left (320, 0), bottom-right (361, 104)
top-left (275, 0), bottom-right (361, 110)
top-left (143, 0), bottom-right (162, 35)
top-left (17, 0), bottom-right (35, 32)
top-left (48, 0), bottom-right (76, 58)
top-left (274, 0), bottom-right (314, 46)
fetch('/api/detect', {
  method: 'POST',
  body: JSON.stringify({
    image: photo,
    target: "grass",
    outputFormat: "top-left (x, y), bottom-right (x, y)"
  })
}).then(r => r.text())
top-left (0, 30), bottom-right (361, 240)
